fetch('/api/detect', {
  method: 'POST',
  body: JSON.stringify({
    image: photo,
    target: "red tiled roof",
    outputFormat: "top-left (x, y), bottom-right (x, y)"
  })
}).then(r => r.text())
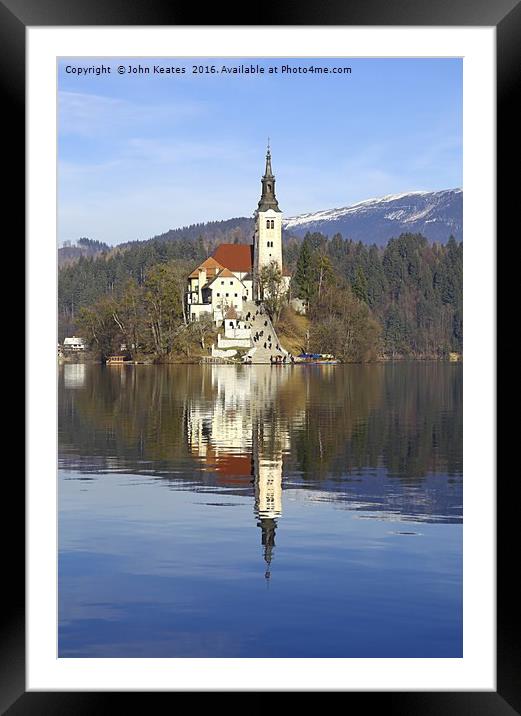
top-left (216, 268), bottom-right (235, 278)
top-left (212, 244), bottom-right (253, 272)
top-left (188, 256), bottom-right (225, 279)
top-left (207, 267), bottom-right (244, 287)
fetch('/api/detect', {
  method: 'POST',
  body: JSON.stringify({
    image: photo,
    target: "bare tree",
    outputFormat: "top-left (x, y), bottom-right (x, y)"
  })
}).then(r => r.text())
top-left (259, 262), bottom-right (287, 324)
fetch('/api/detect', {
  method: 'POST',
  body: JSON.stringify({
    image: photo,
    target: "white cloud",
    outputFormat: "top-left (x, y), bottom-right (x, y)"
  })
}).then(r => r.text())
top-left (59, 91), bottom-right (207, 137)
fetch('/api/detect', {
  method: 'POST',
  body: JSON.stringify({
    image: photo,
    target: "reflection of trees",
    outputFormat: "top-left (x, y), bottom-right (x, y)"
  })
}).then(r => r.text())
top-left (292, 364), bottom-right (384, 479)
top-left (377, 362), bottom-right (463, 481)
top-left (290, 362), bottom-right (462, 483)
top-left (59, 365), bottom-right (208, 470)
top-left (59, 363), bottom-right (462, 485)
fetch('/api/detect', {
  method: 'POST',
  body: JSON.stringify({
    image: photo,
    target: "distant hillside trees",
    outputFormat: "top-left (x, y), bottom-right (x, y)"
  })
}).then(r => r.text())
top-left (59, 242), bottom-right (197, 339)
top-left (308, 281), bottom-right (381, 362)
top-left (77, 261), bottom-right (189, 360)
top-left (61, 228), bottom-right (463, 360)
top-left (76, 237), bottom-right (110, 251)
top-left (58, 237), bottom-right (111, 266)
top-left (292, 231), bottom-right (462, 358)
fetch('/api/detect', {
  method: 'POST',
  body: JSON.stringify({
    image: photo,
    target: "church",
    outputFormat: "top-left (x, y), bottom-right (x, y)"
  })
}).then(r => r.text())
top-left (186, 144), bottom-right (291, 327)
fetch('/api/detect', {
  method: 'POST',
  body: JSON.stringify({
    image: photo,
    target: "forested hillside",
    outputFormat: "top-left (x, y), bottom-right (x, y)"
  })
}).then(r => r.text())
top-left (59, 229), bottom-right (462, 360)
top-left (58, 237), bottom-right (111, 266)
top-left (58, 218), bottom-right (297, 267)
top-left (291, 232), bottom-right (462, 359)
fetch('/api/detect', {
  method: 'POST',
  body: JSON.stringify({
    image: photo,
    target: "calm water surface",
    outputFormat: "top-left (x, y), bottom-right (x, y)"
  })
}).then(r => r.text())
top-left (59, 362), bottom-right (462, 657)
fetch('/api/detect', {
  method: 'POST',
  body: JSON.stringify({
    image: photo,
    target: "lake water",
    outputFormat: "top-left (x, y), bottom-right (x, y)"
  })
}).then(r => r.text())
top-left (59, 362), bottom-right (462, 658)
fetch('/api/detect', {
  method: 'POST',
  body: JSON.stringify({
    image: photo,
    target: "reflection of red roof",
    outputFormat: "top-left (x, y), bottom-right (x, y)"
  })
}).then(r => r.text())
top-left (212, 244), bottom-right (254, 272)
top-left (214, 454), bottom-right (252, 476)
top-left (201, 447), bottom-right (253, 478)
top-left (209, 453), bottom-right (253, 485)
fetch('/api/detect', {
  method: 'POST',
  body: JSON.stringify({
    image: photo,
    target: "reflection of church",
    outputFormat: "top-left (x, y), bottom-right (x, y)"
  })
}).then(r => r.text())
top-left (187, 366), bottom-right (289, 578)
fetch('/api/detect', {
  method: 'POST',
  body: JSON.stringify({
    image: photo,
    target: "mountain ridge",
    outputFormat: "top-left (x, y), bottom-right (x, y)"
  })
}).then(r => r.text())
top-left (59, 188), bottom-right (462, 265)
top-left (283, 188), bottom-right (462, 244)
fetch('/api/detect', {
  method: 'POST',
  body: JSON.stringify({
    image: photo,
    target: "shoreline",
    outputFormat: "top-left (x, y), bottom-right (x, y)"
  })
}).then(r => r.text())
top-left (59, 354), bottom-right (462, 366)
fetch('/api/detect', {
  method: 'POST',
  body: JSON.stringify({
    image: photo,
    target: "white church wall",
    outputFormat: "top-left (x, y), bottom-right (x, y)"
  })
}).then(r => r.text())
top-left (189, 304), bottom-right (213, 321)
top-left (224, 320), bottom-right (251, 339)
top-left (211, 347), bottom-right (237, 359)
top-left (256, 208), bottom-right (283, 276)
top-left (211, 276), bottom-right (246, 312)
top-left (217, 336), bottom-right (251, 349)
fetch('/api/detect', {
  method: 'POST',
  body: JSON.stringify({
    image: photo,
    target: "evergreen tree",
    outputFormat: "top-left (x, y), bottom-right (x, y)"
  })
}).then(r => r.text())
top-left (294, 239), bottom-right (314, 306)
top-left (352, 266), bottom-right (369, 303)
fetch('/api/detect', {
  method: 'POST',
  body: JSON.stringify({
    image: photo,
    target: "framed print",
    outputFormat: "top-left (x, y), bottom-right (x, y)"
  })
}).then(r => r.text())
top-left (8, 0), bottom-right (509, 709)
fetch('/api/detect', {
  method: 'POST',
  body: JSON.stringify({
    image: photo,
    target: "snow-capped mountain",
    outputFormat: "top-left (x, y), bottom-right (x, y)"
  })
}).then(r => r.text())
top-left (283, 189), bottom-right (462, 245)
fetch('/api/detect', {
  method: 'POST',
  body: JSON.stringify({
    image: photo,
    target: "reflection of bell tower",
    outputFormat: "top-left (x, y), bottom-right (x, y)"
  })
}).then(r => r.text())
top-left (258, 516), bottom-right (277, 581)
top-left (253, 424), bottom-right (283, 580)
top-left (186, 365), bottom-right (291, 579)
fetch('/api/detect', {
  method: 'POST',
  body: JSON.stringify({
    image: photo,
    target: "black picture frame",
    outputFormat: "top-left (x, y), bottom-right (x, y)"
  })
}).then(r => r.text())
top-left (9, 0), bottom-right (507, 710)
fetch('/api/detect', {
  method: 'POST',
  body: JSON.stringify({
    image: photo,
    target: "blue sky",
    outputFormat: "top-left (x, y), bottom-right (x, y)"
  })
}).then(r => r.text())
top-left (58, 58), bottom-right (462, 246)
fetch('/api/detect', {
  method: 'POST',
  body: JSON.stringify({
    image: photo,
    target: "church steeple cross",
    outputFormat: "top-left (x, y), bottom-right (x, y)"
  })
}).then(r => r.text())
top-left (264, 139), bottom-right (274, 179)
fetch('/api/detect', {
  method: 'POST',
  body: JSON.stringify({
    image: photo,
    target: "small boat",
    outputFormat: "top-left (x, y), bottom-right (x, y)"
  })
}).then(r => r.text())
top-left (296, 353), bottom-right (339, 364)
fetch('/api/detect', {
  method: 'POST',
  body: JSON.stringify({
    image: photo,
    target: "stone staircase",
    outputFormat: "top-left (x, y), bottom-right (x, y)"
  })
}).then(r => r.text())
top-left (241, 301), bottom-right (288, 364)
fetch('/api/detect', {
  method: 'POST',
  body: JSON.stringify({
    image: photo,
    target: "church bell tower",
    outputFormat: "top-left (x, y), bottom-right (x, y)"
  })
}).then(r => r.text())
top-left (253, 142), bottom-right (283, 301)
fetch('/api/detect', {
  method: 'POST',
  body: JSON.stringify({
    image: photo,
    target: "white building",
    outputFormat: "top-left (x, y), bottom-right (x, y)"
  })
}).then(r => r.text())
top-left (63, 336), bottom-right (86, 351)
top-left (186, 145), bottom-right (290, 326)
